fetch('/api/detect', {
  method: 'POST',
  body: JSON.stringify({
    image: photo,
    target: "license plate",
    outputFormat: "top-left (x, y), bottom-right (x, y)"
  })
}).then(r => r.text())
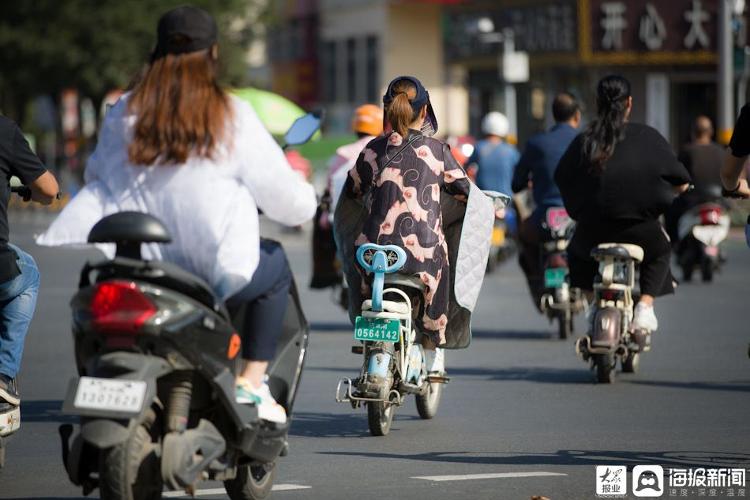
top-left (73, 377), bottom-right (147, 414)
top-left (544, 268), bottom-right (567, 288)
top-left (353, 316), bottom-right (400, 343)
top-left (492, 226), bottom-right (506, 246)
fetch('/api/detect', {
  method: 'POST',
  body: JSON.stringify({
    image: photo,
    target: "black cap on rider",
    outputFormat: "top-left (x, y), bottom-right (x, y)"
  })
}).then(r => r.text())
top-left (383, 76), bottom-right (439, 137)
top-left (151, 6), bottom-right (218, 61)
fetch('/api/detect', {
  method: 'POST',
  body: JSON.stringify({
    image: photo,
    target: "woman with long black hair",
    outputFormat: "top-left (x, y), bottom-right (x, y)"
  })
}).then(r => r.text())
top-left (555, 75), bottom-right (690, 331)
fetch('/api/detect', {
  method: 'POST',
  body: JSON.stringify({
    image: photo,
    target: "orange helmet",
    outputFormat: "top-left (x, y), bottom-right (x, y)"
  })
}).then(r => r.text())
top-left (352, 104), bottom-right (383, 136)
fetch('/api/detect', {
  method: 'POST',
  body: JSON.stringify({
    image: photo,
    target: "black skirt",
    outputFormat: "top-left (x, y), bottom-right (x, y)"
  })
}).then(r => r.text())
top-left (567, 219), bottom-right (675, 297)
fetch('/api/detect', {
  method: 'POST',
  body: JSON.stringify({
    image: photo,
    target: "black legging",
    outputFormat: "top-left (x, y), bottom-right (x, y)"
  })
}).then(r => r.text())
top-left (568, 219), bottom-right (674, 297)
top-left (226, 240), bottom-right (292, 361)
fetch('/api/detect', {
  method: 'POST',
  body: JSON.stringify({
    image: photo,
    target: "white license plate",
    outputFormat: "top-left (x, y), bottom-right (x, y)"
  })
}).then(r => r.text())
top-left (73, 377), bottom-right (147, 413)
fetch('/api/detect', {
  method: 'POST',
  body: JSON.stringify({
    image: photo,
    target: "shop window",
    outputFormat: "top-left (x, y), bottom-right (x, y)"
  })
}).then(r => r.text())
top-left (366, 36), bottom-right (379, 103)
top-left (322, 41), bottom-right (337, 102)
top-left (346, 38), bottom-right (357, 103)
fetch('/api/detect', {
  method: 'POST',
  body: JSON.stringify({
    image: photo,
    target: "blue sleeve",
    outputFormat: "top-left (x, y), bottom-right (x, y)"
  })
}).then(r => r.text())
top-left (512, 141), bottom-right (534, 193)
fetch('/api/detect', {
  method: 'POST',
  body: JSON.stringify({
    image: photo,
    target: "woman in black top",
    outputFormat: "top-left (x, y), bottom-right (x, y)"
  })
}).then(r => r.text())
top-left (555, 75), bottom-right (690, 331)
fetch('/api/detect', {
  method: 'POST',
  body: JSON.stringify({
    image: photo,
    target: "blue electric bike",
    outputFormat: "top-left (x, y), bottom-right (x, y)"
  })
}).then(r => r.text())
top-left (335, 244), bottom-right (444, 436)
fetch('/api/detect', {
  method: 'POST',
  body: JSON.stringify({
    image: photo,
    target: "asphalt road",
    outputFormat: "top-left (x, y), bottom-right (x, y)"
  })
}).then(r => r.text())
top-left (0, 210), bottom-right (748, 500)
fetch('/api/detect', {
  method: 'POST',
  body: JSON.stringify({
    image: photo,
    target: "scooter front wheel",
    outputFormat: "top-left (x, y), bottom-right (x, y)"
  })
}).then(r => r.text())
top-left (622, 352), bottom-right (640, 373)
top-left (367, 389), bottom-right (396, 436)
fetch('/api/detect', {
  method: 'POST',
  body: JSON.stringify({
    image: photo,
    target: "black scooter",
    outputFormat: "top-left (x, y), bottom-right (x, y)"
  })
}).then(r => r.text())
top-left (58, 112), bottom-right (321, 500)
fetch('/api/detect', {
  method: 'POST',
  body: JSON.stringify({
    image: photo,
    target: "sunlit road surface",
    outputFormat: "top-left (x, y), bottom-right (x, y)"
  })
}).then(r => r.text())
top-left (1, 211), bottom-right (748, 500)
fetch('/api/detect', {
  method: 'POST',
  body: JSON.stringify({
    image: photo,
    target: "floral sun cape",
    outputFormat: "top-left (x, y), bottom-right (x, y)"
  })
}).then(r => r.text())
top-left (343, 130), bottom-right (471, 344)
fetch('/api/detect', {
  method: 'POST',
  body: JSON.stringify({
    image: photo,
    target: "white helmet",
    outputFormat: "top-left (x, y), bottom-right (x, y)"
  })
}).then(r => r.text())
top-left (481, 111), bottom-right (509, 137)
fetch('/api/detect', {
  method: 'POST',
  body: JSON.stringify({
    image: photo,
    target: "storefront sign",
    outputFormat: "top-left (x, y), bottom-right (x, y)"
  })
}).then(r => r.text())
top-left (444, 1), bottom-right (578, 61)
top-left (584, 0), bottom-right (717, 64)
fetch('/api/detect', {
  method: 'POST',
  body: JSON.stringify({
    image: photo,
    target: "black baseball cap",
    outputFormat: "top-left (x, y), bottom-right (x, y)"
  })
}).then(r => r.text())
top-left (152, 6), bottom-right (218, 60)
top-left (383, 76), bottom-right (438, 136)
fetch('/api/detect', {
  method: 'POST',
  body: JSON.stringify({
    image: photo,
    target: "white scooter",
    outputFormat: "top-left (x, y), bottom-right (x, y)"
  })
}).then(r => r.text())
top-left (676, 202), bottom-right (730, 282)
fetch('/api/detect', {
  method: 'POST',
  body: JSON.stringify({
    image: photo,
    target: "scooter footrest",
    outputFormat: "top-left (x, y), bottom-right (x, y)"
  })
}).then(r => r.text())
top-left (427, 374), bottom-right (450, 384)
top-left (0, 406), bottom-right (20, 437)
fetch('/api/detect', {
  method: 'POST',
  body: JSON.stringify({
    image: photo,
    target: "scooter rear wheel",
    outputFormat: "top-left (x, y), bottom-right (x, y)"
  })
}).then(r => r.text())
top-left (558, 312), bottom-right (573, 340)
top-left (224, 463), bottom-right (276, 500)
top-left (367, 389), bottom-right (396, 436)
top-left (99, 424), bottom-right (162, 500)
top-left (0, 436), bottom-right (5, 469)
top-left (416, 381), bottom-right (442, 419)
top-left (701, 258), bottom-right (714, 282)
top-left (594, 354), bottom-right (616, 384)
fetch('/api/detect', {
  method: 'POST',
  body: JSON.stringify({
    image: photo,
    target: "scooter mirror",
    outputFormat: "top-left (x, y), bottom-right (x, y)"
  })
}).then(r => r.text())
top-left (482, 190), bottom-right (512, 211)
top-left (284, 110), bottom-right (324, 147)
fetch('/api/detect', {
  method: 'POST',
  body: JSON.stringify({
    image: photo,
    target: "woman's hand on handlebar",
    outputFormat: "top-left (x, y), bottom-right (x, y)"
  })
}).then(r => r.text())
top-left (722, 178), bottom-right (750, 199)
top-left (10, 185), bottom-right (32, 202)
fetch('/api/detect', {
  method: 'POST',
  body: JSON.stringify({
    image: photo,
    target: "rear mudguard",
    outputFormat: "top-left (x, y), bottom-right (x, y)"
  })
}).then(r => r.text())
top-left (62, 352), bottom-right (173, 448)
top-left (590, 307), bottom-right (621, 350)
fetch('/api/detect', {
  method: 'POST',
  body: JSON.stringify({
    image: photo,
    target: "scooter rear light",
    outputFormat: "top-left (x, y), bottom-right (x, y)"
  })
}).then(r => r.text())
top-left (546, 253), bottom-right (568, 269)
top-left (90, 281), bottom-right (157, 334)
top-left (600, 289), bottom-right (624, 302)
top-left (699, 206), bottom-right (721, 225)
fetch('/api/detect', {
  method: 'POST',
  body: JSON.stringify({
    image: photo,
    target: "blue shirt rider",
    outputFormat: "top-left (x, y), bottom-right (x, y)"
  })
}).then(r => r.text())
top-left (466, 111), bottom-right (520, 233)
top-left (512, 92), bottom-right (582, 226)
top-left (510, 92), bottom-right (582, 311)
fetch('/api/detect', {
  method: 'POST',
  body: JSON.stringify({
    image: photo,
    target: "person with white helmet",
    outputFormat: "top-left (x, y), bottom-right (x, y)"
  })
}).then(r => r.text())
top-left (465, 111), bottom-right (520, 230)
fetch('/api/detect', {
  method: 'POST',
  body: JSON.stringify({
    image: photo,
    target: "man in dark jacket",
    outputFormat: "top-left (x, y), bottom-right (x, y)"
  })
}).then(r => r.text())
top-left (511, 93), bottom-right (581, 309)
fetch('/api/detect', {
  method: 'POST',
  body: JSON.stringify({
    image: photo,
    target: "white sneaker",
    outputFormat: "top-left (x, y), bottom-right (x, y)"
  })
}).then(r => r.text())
top-left (632, 302), bottom-right (658, 332)
top-left (235, 378), bottom-right (287, 424)
top-left (423, 348), bottom-right (445, 374)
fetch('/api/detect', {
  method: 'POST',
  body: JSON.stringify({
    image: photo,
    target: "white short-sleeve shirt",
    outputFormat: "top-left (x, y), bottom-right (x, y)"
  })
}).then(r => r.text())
top-left (38, 94), bottom-right (317, 298)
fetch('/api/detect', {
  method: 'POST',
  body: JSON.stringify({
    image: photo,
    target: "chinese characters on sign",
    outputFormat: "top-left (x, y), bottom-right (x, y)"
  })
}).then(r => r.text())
top-left (591, 0), bottom-right (715, 54)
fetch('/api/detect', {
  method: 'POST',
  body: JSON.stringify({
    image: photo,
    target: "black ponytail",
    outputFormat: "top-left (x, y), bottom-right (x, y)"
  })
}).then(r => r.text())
top-left (581, 75), bottom-right (631, 174)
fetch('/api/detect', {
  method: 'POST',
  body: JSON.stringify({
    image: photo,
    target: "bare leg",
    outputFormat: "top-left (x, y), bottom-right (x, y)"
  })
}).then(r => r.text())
top-left (421, 335), bottom-right (436, 351)
top-left (238, 360), bottom-right (268, 388)
top-left (638, 294), bottom-right (654, 306)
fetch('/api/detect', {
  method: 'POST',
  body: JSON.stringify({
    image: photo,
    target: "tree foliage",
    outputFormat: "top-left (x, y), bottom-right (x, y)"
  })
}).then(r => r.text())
top-left (0, 0), bottom-right (264, 121)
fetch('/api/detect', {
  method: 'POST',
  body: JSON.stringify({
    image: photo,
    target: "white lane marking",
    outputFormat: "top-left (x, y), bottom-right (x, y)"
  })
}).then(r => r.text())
top-left (411, 471), bottom-right (567, 482)
top-left (162, 484), bottom-right (311, 497)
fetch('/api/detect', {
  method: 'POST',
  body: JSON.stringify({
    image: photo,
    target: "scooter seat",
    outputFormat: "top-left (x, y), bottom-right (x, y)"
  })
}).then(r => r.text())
top-left (591, 243), bottom-right (644, 263)
top-left (362, 299), bottom-right (410, 315)
top-left (384, 274), bottom-right (426, 291)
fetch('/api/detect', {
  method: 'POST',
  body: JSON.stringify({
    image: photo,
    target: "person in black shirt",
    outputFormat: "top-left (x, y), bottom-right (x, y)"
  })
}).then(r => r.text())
top-left (665, 116), bottom-right (726, 243)
top-left (0, 116), bottom-right (59, 408)
top-left (555, 75), bottom-right (690, 332)
top-left (722, 105), bottom-right (750, 198)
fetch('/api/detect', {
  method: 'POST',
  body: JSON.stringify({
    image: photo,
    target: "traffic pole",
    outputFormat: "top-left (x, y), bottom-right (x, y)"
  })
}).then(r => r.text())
top-left (719, 0), bottom-right (734, 144)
